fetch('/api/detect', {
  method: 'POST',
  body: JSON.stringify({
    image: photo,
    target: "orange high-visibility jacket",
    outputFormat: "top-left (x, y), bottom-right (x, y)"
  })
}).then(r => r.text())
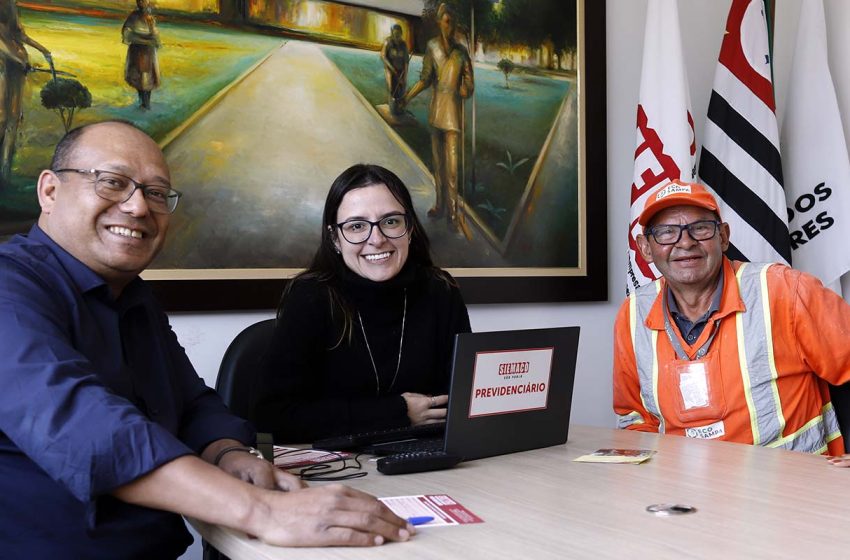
top-left (614, 257), bottom-right (848, 455)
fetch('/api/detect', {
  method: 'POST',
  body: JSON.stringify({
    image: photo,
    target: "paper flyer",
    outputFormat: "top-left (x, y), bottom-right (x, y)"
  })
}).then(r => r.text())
top-left (379, 494), bottom-right (484, 527)
top-left (273, 447), bottom-right (351, 469)
top-left (572, 448), bottom-right (656, 464)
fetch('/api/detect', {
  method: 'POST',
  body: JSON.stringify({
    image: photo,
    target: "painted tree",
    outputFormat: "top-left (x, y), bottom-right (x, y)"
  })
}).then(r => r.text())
top-left (421, 0), bottom-right (577, 68)
top-left (40, 78), bottom-right (92, 132)
top-left (497, 58), bottom-right (515, 88)
top-left (426, 0), bottom-right (578, 70)
top-left (496, 0), bottom-right (577, 69)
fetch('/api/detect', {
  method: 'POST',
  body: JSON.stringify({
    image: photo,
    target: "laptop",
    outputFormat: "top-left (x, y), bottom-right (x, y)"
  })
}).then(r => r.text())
top-left (317, 326), bottom-right (579, 461)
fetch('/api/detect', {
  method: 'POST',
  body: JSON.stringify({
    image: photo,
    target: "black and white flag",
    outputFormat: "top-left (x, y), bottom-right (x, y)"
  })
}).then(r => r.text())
top-left (698, 0), bottom-right (790, 265)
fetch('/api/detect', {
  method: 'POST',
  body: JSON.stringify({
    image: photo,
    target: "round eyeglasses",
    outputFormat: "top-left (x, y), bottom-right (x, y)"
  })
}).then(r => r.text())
top-left (645, 220), bottom-right (721, 245)
top-left (336, 214), bottom-right (409, 244)
top-left (54, 168), bottom-right (182, 214)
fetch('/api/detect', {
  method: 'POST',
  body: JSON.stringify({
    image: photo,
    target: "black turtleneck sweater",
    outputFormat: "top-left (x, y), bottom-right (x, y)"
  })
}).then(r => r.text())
top-left (252, 264), bottom-right (471, 443)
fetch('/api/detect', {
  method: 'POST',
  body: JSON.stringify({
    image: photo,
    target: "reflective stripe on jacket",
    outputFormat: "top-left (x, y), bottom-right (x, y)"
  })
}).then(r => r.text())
top-left (613, 257), bottom-right (847, 455)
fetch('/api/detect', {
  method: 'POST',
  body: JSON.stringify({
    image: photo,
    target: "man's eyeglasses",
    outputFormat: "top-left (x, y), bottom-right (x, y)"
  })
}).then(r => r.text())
top-left (645, 220), bottom-right (721, 245)
top-left (336, 214), bottom-right (409, 244)
top-left (54, 168), bottom-right (182, 214)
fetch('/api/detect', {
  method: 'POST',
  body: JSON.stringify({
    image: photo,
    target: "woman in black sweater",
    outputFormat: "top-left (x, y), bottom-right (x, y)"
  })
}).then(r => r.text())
top-left (253, 164), bottom-right (471, 442)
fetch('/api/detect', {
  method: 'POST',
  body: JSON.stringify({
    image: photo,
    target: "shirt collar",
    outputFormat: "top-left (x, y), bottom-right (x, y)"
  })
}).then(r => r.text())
top-left (666, 272), bottom-right (724, 324)
top-left (27, 224), bottom-right (147, 307)
top-left (645, 256), bottom-right (745, 330)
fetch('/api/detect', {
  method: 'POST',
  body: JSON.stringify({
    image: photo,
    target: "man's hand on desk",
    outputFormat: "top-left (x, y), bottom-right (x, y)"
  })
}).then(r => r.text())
top-left (199, 439), bottom-right (412, 545)
top-left (827, 454), bottom-right (850, 467)
top-left (219, 451), bottom-right (305, 491)
top-left (114, 454), bottom-right (413, 548)
top-left (248, 484), bottom-right (414, 547)
top-left (202, 438), bottom-right (305, 492)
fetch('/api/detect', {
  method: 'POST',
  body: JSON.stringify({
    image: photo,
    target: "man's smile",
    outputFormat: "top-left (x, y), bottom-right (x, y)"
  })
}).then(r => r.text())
top-left (107, 225), bottom-right (145, 239)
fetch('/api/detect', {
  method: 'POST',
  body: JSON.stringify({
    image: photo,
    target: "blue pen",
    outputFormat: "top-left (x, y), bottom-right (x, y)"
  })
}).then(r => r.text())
top-left (408, 516), bottom-right (435, 526)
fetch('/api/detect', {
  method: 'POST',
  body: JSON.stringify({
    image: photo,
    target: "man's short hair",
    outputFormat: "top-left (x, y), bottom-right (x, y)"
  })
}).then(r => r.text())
top-left (50, 120), bottom-right (147, 171)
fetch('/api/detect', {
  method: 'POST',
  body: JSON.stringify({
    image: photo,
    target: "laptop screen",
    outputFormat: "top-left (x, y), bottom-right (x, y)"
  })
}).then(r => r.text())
top-left (443, 326), bottom-right (579, 460)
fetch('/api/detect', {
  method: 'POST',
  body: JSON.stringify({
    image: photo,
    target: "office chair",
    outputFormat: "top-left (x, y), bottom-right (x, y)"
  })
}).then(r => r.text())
top-left (214, 318), bottom-right (276, 422)
top-left (204, 318), bottom-right (276, 560)
top-left (830, 382), bottom-right (850, 453)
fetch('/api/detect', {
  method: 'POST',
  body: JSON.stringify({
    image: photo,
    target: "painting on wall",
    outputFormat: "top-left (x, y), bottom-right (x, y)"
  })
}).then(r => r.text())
top-left (0, 0), bottom-right (606, 310)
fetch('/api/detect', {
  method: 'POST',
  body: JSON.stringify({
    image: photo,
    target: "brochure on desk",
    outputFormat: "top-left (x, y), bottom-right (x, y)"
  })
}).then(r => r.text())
top-left (380, 495), bottom-right (483, 526)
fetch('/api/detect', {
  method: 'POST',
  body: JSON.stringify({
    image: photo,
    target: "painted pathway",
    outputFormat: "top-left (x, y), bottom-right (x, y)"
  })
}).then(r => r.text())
top-left (155, 40), bottom-right (507, 270)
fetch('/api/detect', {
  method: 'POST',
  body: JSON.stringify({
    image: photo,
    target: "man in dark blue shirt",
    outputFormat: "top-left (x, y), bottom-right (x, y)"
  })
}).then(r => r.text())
top-left (0, 121), bottom-right (412, 557)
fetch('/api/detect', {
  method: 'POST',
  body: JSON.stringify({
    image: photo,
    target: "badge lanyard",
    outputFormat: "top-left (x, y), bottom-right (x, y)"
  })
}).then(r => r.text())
top-left (661, 291), bottom-right (727, 423)
top-left (662, 290), bottom-right (720, 361)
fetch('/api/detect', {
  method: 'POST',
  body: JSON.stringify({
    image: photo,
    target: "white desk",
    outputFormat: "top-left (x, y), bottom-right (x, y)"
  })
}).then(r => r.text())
top-left (189, 425), bottom-right (850, 558)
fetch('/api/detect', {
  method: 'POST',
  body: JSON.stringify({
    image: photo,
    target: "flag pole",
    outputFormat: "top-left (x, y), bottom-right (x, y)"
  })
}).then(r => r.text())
top-left (764, 0), bottom-right (777, 105)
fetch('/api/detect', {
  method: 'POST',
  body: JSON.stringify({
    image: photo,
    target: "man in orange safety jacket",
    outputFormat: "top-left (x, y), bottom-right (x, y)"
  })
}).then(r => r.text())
top-left (615, 179), bottom-right (850, 460)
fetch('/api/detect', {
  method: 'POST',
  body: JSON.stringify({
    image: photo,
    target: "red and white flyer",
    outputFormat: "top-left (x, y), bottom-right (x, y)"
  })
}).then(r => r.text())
top-left (379, 494), bottom-right (484, 527)
top-left (273, 447), bottom-right (351, 469)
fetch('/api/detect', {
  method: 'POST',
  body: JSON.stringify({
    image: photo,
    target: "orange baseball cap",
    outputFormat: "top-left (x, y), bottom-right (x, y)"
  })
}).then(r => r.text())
top-left (638, 179), bottom-right (721, 227)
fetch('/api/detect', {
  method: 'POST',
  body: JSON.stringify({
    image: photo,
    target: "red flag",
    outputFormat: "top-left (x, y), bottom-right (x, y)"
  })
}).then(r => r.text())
top-left (627, 0), bottom-right (696, 295)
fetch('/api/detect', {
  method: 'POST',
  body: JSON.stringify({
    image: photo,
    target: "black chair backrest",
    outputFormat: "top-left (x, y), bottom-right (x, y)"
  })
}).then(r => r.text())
top-left (830, 383), bottom-right (850, 452)
top-left (205, 319), bottom-right (276, 560)
top-left (215, 318), bottom-right (276, 422)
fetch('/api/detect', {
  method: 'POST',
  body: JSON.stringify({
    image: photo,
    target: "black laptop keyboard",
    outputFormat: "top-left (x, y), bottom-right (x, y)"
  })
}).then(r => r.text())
top-left (364, 437), bottom-right (445, 456)
top-left (312, 422), bottom-right (446, 451)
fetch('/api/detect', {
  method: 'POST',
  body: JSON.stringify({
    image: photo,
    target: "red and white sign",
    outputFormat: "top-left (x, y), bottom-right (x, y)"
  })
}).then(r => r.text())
top-left (468, 347), bottom-right (554, 418)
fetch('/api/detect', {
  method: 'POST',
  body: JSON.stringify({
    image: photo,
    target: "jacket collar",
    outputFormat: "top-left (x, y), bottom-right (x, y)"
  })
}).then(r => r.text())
top-left (644, 256), bottom-right (746, 331)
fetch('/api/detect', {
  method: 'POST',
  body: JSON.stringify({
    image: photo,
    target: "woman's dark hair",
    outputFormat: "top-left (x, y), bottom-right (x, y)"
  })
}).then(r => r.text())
top-left (277, 164), bottom-right (451, 340)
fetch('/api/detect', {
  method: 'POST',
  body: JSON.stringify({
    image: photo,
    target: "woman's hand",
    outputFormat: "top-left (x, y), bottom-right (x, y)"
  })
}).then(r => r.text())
top-left (402, 392), bottom-right (448, 425)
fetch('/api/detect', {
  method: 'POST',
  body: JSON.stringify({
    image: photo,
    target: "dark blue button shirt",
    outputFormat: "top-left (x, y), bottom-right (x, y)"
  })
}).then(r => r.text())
top-left (667, 275), bottom-right (724, 344)
top-left (0, 226), bottom-right (254, 559)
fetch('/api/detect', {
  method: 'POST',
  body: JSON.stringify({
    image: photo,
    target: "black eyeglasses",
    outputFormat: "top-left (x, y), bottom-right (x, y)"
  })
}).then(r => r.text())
top-left (54, 168), bottom-right (182, 214)
top-left (336, 214), bottom-right (409, 244)
top-left (645, 220), bottom-right (721, 245)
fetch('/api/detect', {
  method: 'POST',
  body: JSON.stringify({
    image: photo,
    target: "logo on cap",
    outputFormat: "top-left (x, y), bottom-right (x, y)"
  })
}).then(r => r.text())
top-left (655, 183), bottom-right (692, 200)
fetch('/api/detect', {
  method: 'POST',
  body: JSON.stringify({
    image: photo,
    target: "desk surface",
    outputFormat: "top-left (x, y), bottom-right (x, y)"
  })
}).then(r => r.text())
top-left (189, 425), bottom-right (850, 558)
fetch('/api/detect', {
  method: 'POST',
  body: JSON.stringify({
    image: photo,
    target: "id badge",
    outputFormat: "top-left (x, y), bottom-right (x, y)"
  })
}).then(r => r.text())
top-left (677, 361), bottom-right (710, 409)
top-left (666, 357), bottom-right (725, 423)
